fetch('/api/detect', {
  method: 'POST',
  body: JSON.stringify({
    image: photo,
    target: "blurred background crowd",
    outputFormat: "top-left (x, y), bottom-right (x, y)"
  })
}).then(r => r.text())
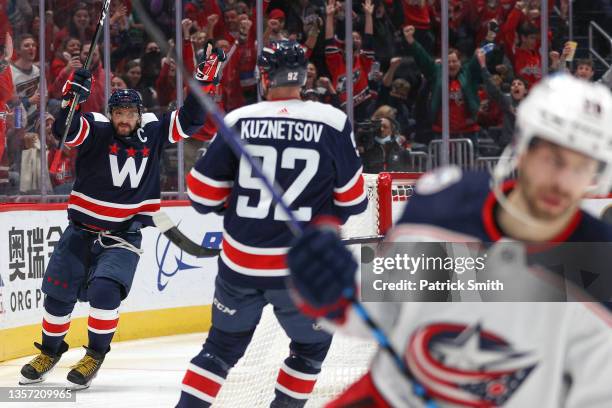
top-left (0, 0), bottom-right (611, 201)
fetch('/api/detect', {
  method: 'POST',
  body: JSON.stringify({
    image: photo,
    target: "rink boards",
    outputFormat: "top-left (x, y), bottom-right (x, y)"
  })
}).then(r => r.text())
top-left (0, 203), bottom-right (222, 361)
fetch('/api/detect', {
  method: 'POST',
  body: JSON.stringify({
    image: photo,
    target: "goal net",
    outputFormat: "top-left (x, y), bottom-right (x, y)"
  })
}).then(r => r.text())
top-left (212, 172), bottom-right (422, 408)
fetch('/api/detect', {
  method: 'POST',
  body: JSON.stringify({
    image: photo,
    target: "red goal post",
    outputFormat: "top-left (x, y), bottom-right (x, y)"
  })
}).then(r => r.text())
top-left (341, 172), bottom-right (423, 240)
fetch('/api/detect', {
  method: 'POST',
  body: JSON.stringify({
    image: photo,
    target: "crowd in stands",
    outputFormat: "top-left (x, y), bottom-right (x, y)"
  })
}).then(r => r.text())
top-left (1, 0), bottom-right (612, 199)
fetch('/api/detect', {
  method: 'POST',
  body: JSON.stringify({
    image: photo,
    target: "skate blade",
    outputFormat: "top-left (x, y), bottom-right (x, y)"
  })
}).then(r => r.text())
top-left (66, 381), bottom-right (91, 391)
top-left (18, 375), bottom-right (45, 385)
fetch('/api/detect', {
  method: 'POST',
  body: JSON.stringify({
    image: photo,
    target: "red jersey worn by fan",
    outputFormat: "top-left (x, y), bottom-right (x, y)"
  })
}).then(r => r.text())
top-left (432, 79), bottom-right (479, 134)
top-left (401, 1), bottom-right (432, 30)
top-left (500, 8), bottom-right (542, 88)
top-left (325, 35), bottom-right (375, 108)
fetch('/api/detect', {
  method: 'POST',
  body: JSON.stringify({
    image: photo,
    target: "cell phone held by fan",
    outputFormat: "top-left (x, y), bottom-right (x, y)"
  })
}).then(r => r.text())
top-left (481, 43), bottom-right (495, 55)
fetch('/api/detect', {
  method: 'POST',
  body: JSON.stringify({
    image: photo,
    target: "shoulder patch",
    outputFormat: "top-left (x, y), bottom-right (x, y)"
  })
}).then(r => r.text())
top-left (91, 112), bottom-right (110, 122)
top-left (415, 166), bottom-right (463, 195)
top-left (141, 112), bottom-right (159, 127)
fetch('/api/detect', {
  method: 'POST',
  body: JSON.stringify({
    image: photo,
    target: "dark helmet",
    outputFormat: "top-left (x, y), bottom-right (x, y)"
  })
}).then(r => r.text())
top-left (257, 40), bottom-right (307, 89)
top-left (108, 89), bottom-right (143, 114)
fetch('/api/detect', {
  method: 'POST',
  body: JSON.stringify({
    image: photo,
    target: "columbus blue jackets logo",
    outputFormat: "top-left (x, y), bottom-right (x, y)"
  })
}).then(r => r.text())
top-left (406, 322), bottom-right (538, 406)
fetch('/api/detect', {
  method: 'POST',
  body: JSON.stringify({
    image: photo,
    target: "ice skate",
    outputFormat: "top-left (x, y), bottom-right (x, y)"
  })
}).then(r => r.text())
top-left (19, 341), bottom-right (69, 385)
top-left (66, 346), bottom-right (108, 390)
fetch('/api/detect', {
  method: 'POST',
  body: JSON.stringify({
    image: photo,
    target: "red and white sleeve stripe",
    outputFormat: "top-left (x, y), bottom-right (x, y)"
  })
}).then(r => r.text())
top-left (42, 312), bottom-right (71, 337)
top-left (275, 363), bottom-right (318, 400)
top-left (334, 168), bottom-right (366, 207)
top-left (87, 307), bottom-right (119, 335)
top-left (181, 363), bottom-right (226, 404)
top-left (187, 168), bottom-right (233, 207)
top-left (65, 117), bottom-right (90, 148)
top-left (168, 109), bottom-right (190, 144)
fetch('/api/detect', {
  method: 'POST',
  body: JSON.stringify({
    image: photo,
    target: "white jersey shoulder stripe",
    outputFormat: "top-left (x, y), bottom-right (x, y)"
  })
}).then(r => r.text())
top-left (91, 112), bottom-right (110, 122)
top-left (141, 112), bottom-right (158, 127)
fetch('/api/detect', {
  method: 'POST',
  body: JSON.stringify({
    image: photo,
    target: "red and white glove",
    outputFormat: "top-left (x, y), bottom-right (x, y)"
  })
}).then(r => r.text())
top-left (195, 41), bottom-right (226, 84)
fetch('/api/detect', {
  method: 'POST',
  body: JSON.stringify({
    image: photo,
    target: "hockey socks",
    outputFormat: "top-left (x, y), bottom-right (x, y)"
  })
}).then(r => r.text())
top-left (178, 353), bottom-right (228, 407)
top-left (272, 356), bottom-right (321, 408)
top-left (41, 296), bottom-right (74, 354)
top-left (87, 278), bottom-right (121, 354)
top-left (177, 327), bottom-right (253, 407)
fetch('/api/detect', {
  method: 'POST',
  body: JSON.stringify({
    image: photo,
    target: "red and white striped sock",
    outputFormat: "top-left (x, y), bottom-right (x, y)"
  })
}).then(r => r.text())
top-left (41, 311), bottom-right (71, 353)
top-left (274, 362), bottom-right (319, 402)
top-left (87, 307), bottom-right (119, 354)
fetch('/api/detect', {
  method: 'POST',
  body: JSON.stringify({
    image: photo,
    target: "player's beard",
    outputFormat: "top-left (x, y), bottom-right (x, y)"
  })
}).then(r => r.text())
top-left (113, 122), bottom-right (138, 137)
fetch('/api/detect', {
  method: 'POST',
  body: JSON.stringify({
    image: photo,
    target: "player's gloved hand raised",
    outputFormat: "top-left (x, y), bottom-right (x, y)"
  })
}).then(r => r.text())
top-left (61, 68), bottom-right (92, 105)
top-left (195, 41), bottom-right (226, 85)
top-left (287, 218), bottom-right (357, 322)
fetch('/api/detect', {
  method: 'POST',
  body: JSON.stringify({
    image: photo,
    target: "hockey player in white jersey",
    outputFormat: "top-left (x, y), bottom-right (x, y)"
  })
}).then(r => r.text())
top-left (287, 74), bottom-right (612, 407)
top-left (176, 40), bottom-right (367, 407)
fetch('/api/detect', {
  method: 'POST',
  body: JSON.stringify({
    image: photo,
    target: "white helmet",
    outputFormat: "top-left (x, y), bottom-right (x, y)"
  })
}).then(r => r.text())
top-left (494, 74), bottom-right (612, 194)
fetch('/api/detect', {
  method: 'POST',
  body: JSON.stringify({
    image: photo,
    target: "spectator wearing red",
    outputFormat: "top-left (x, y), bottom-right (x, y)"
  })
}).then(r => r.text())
top-left (500, 4), bottom-right (542, 89)
top-left (50, 37), bottom-right (81, 79)
top-left (399, 0), bottom-right (435, 54)
top-left (235, 16), bottom-right (258, 104)
top-left (325, 0), bottom-right (376, 122)
top-left (51, 43), bottom-right (105, 113)
top-left (155, 57), bottom-right (177, 108)
top-left (207, 0), bottom-right (270, 44)
top-left (474, 1), bottom-right (504, 45)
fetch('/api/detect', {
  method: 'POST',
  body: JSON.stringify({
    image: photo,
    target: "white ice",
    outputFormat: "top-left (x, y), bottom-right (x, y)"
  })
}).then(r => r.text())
top-left (0, 333), bottom-right (206, 408)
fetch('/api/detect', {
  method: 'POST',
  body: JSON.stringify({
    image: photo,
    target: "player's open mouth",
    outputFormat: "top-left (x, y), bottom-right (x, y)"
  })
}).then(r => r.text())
top-left (540, 194), bottom-right (563, 208)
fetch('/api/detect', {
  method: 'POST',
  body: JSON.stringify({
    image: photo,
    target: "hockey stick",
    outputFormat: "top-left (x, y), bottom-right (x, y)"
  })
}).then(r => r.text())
top-left (50, 0), bottom-right (111, 173)
top-left (132, 1), bottom-right (434, 403)
top-left (153, 210), bottom-right (382, 257)
top-left (153, 212), bottom-right (220, 258)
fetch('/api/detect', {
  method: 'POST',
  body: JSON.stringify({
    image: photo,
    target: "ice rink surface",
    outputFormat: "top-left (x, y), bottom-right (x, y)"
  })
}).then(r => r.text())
top-left (0, 333), bottom-right (205, 408)
top-left (0, 306), bottom-right (374, 408)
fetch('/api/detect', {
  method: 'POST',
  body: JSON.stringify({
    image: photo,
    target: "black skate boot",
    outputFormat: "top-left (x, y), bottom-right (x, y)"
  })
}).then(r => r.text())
top-left (66, 346), bottom-right (109, 390)
top-left (19, 341), bottom-right (69, 385)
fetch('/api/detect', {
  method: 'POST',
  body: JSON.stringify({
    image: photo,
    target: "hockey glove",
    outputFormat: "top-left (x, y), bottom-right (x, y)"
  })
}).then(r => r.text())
top-left (287, 218), bottom-right (357, 322)
top-left (195, 41), bottom-right (226, 84)
top-left (61, 68), bottom-right (92, 106)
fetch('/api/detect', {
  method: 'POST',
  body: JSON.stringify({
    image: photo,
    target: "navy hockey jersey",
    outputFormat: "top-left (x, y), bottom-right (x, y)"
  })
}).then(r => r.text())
top-left (188, 99), bottom-right (368, 289)
top-left (53, 92), bottom-right (205, 231)
top-left (397, 167), bottom-right (612, 243)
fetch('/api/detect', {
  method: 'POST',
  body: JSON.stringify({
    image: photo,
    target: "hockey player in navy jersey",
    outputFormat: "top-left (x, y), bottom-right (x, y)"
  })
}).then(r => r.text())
top-left (176, 40), bottom-right (367, 407)
top-left (287, 74), bottom-right (612, 407)
top-left (18, 46), bottom-right (226, 389)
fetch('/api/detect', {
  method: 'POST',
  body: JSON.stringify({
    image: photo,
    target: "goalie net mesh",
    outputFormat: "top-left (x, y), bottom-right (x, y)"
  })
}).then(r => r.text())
top-left (212, 172), bottom-right (422, 407)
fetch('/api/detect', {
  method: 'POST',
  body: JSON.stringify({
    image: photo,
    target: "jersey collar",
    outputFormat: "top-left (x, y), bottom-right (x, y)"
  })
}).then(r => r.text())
top-left (481, 180), bottom-right (582, 243)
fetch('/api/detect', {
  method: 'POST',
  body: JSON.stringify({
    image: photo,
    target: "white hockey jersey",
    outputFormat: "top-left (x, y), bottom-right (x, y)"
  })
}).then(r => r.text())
top-left (335, 168), bottom-right (612, 407)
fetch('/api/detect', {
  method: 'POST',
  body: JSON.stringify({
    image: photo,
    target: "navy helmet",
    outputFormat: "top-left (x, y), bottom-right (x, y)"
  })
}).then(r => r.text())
top-left (108, 89), bottom-right (143, 114)
top-left (257, 40), bottom-right (307, 89)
